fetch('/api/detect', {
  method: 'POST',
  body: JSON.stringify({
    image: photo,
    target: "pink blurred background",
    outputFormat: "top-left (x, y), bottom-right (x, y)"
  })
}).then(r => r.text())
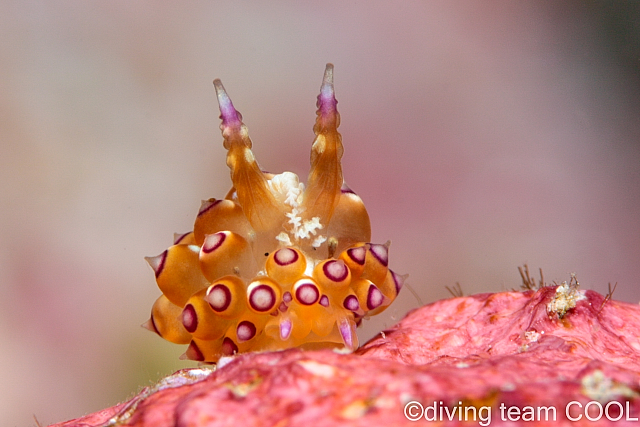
top-left (1, 2), bottom-right (639, 425)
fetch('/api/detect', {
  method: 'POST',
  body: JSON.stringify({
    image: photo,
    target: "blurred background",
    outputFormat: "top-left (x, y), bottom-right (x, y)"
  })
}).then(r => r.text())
top-left (1, 1), bottom-right (639, 425)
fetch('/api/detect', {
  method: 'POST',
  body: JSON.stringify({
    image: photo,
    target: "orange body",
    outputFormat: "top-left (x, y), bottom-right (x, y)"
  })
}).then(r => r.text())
top-left (143, 65), bottom-right (405, 362)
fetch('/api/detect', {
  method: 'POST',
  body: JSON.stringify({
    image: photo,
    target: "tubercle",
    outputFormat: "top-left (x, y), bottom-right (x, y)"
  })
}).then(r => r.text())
top-left (143, 64), bottom-right (406, 363)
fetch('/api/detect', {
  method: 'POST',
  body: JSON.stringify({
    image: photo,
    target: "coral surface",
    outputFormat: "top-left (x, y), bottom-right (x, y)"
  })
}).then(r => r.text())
top-left (52, 285), bottom-right (640, 426)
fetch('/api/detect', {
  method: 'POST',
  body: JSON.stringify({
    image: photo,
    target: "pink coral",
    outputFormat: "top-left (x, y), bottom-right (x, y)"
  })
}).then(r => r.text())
top-left (52, 285), bottom-right (640, 426)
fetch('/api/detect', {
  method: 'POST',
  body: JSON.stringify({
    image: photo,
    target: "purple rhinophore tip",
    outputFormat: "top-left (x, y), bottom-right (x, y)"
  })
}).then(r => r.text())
top-left (206, 284), bottom-right (231, 312)
top-left (283, 291), bottom-right (292, 303)
top-left (221, 337), bottom-right (238, 356)
top-left (280, 319), bottom-right (292, 340)
top-left (202, 232), bottom-right (226, 254)
top-left (367, 285), bottom-right (384, 310)
top-left (323, 260), bottom-right (349, 282)
top-left (368, 243), bottom-right (389, 267)
top-left (236, 321), bottom-right (256, 342)
top-left (181, 304), bottom-right (198, 333)
top-left (213, 79), bottom-right (242, 128)
top-left (145, 250), bottom-right (167, 278)
top-left (347, 246), bottom-right (366, 266)
top-left (295, 282), bottom-right (320, 305)
top-left (338, 318), bottom-right (354, 349)
top-left (278, 301), bottom-right (288, 313)
top-left (343, 295), bottom-right (360, 312)
top-left (249, 284), bottom-right (277, 312)
top-left (274, 248), bottom-right (298, 266)
top-left (317, 63), bottom-right (337, 114)
top-left (319, 295), bottom-right (330, 307)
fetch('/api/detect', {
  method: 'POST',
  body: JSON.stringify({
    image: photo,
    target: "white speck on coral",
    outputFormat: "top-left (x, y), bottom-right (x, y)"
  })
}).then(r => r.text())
top-left (399, 393), bottom-right (416, 405)
top-left (332, 347), bottom-right (353, 355)
top-left (524, 330), bottom-right (540, 343)
top-left (581, 370), bottom-right (639, 402)
top-left (373, 397), bottom-right (396, 409)
top-left (547, 281), bottom-right (586, 318)
top-left (217, 356), bottom-right (235, 369)
top-left (158, 368), bottom-right (214, 388)
top-left (297, 360), bottom-right (336, 378)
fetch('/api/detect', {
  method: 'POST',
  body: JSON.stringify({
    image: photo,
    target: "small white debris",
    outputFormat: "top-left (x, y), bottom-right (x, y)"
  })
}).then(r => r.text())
top-left (519, 330), bottom-right (542, 352)
top-left (297, 360), bottom-right (336, 378)
top-left (217, 356), bottom-right (235, 369)
top-left (373, 396), bottom-right (396, 409)
top-left (547, 281), bottom-right (586, 318)
top-left (399, 393), bottom-right (417, 405)
top-left (581, 370), bottom-right (638, 402)
top-left (157, 367), bottom-right (213, 389)
top-left (524, 330), bottom-right (540, 343)
top-left (501, 382), bottom-right (516, 391)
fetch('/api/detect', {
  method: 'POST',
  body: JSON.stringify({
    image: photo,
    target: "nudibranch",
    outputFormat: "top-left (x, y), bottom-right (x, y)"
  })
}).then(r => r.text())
top-left (143, 64), bottom-right (405, 363)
